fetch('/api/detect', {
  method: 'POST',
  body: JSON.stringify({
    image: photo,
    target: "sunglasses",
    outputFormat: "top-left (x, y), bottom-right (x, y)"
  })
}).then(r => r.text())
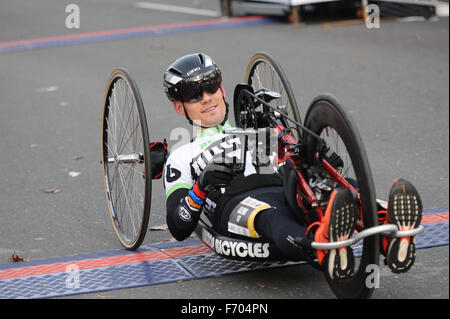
top-left (178, 71), bottom-right (222, 103)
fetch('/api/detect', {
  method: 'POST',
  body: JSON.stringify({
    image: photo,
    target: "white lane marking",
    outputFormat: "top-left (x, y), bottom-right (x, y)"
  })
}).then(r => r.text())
top-left (135, 2), bottom-right (221, 17)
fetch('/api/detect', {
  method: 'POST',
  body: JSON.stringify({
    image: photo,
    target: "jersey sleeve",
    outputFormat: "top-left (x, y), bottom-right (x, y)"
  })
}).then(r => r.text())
top-left (163, 148), bottom-right (194, 199)
top-left (164, 148), bottom-right (200, 241)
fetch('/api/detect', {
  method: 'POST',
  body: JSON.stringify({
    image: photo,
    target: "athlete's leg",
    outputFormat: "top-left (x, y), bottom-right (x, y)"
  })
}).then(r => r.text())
top-left (219, 186), bottom-right (308, 261)
top-left (254, 205), bottom-right (308, 261)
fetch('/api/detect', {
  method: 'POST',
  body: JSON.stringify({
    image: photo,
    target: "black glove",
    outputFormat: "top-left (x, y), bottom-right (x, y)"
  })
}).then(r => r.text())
top-left (196, 162), bottom-right (234, 193)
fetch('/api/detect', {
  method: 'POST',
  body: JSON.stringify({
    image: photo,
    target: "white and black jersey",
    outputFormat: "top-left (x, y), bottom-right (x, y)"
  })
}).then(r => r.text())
top-left (163, 121), bottom-right (283, 241)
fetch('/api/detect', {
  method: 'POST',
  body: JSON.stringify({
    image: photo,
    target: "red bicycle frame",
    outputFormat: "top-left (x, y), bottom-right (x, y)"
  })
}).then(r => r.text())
top-left (272, 124), bottom-right (364, 229)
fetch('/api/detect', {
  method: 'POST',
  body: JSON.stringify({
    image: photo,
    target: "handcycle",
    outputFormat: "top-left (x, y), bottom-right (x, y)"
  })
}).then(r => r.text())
top-left (100, 52), bottom-right (424, 299)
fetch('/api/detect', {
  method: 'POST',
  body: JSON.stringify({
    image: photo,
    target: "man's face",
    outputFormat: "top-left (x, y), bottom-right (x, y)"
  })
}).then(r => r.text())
top-left (173, 84), bottom-right (227, 128)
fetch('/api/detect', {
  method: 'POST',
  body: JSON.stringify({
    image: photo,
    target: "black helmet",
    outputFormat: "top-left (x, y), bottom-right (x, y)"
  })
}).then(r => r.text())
top-left (164, 53), bottom-right (222, 102)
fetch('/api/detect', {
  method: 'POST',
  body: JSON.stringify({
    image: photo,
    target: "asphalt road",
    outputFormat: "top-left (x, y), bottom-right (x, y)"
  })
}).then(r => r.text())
top-left (0, 0), bottom-right (448, 300)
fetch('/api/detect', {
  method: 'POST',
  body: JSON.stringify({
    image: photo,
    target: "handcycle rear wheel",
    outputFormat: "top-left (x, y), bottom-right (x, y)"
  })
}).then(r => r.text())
top-left (303, 94), bottom-right (379, 299)
top-left (243, 52), bottom-right (302, 140)
top-left (101, 68), bottom-right (151, 250)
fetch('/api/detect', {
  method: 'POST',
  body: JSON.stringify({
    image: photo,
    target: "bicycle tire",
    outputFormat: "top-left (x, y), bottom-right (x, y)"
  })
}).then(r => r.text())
top-left (303, 93), bottom-right (379, 299)
top-left (101, 68), bottom-right (151, 250)
top-left (242, 52), bottom-right (302, 140)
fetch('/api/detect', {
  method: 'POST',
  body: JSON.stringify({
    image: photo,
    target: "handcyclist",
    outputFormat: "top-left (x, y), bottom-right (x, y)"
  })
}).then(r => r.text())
top-left (162, 53), bottom-right (423, 279)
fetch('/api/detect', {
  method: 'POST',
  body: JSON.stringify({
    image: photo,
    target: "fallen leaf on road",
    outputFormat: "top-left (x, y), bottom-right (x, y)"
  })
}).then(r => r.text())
top-left (44, 188), bottom-right (62, 194)
top-left (150, 224), bottom-right (168, 231)
top-left (30, 144), bottom-right (39, 148)
top-left (11, 251), bottom-right (24, 262)
top-left (257, 283), bottom-right (266, 289)
top-left (73, 155), bottom-right (84, 160)
top-left (59, 101), bottom-right (68, 107)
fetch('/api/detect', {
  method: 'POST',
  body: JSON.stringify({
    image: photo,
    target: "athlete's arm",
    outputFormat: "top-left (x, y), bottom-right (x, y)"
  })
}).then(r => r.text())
top-left (165, 162), bottom-right (233, 241)
top-left (166, 187), bottom-right (200, 241)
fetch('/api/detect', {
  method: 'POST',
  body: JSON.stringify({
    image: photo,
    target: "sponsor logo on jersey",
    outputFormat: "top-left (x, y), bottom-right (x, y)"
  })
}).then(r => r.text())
top-left (201, 228), bottom-right (270, 259)
top-left (190, 135), bottom-right (242, 178)
top-left (165, 164), bottom-right (181, 183)
top-left (178, 206), bottom-right (192, 222)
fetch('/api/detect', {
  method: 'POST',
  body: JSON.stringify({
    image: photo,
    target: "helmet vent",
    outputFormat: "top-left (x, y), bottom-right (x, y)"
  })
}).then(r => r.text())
top-left (169, 67), bottom-right (182, 76)
top-left (198, 53), bottom-right (204, 65)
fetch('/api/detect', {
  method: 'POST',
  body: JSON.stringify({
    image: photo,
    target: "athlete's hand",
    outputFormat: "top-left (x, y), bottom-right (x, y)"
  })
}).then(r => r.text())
top-left (196, 162), bottom-right (234, 192)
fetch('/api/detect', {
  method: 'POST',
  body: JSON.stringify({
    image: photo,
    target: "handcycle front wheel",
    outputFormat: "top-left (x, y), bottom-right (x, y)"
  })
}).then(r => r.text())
top-left (303, 93), bottom-right (379, 299)
top-left (101, 68), bottom-right (151, 250)
top-left (241, 52), bottom-right (302, 140)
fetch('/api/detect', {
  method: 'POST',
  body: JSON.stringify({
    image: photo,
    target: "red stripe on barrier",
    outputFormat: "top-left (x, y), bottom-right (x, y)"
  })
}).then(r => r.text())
top-left (161, 245), bottom-right (212, 258)
top-left (0, 251), bottom-right (167, 280)
top-left (422, 212), bottom-right (448, 224)
top-left (0, 212), bottom-right (446, 281)
top-left (0, 16), bottom-right (266, 49)
top-left (0, 245), bottom-right (211, 280)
